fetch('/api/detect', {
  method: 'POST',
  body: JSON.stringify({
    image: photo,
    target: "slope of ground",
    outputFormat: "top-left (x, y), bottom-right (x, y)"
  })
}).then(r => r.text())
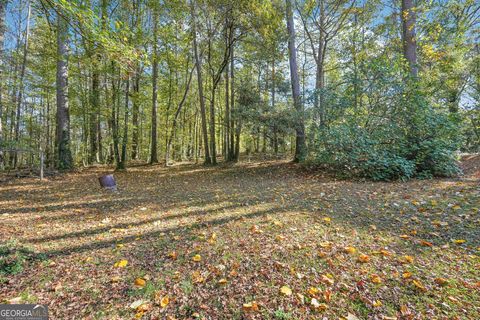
top-left (1, 160), bottom-right (479, 319)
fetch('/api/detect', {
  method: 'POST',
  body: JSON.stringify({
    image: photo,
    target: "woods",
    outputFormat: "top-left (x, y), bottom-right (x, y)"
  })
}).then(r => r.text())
top-left (0, 0), bottom-right (477, 178)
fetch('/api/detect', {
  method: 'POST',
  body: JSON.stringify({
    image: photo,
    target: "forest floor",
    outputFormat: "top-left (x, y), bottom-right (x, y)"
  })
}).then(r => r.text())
top-left (0, 157), bottom-right (479, 319)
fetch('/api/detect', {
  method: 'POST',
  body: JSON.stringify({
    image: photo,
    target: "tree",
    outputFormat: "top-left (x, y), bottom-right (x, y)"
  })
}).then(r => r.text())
top-left (55, 13), bottom-right (73, 169)
top-left (285, 0), bottom-right (305, 162)
top-left (401, 0), bottom-right (418, 77)
top-left (150, 3), bottom-right (159, 164)
top-left (191, 0), bottom-right (211, 165)
top-left (0, 0), bottom-right (7, 168)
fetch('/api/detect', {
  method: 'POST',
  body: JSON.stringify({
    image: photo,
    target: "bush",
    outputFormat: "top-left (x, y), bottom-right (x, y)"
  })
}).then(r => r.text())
top-left (310, 112), bottom-right (460, 181)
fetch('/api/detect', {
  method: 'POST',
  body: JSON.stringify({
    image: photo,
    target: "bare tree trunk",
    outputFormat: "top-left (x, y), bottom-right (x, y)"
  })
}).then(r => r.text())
top-left (118, 78), bottom-right (129, 170)
top-left (13, 1), bottom-right (31, 168)
top-left (0, 0), bottom-right (6, 168)
top-left (401, 0), bottom-right (418, 77)
top-left (225, 47), bottom-right (230, 161)
top-left (131, 68), bottom-right (140, 160)
top-left (150, 6), bottom-right (159, 164)
top-left (286, 0), bottom-right (306, 162)
top-left (230, 44), bottom-right (235, 160)
top-left (111, 63), bottom-right (121, 167)
top-left (89, 69), bottom-right (99, 163)
top-left (56, 14), bottom-right (73, 169)
top-left (314, 0), bottom-right (326, 126)
top-left (191, 1), bottom-right (211, 164)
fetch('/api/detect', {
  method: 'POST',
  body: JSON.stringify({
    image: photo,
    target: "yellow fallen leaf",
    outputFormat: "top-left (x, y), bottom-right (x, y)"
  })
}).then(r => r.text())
top-left (192, 271), bottom-right (204, 283)
top-left (160, 296), bottom-right (169, 308)
top-left (134, 278), bottom-right (146, 287)
top-left (323, 217), bottom-right (331, 224)
top-left (357, 254), bottom-right (370, 263)
top-left (402, 271), bottom-right (412, 279)
top-left (192, 254), bottom-right (202, 262)
top-left (452, 205), bottom-right (461, 210)
top-left (370, 274), bottom-right (382, 284)
top-left (412, 279), bottom-right (427, 292)
top-left (453, 239), bottom-right (466, 244)
top-left (344, 246), bottom-right (356, 254)
top-left (275, 235), bottom-right (286, 241)
top-left (401, 255), bottom-right (414, 264)
top-left (307, 287), bottom-right (319, 297)
top-left (280, 286), bottom-right (292, 296)
top-left (373, 300), bottom-right (382, 307)
top-left (114, 259), bottom-right (128, 268)
top-left (208, 233), bottom-right (217, 244)
top-left (167, 251), bottom-right (177, 260)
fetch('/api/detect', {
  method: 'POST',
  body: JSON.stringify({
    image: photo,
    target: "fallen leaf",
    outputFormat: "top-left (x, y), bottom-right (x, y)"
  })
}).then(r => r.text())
top-left (370, 274), bottom-right (382, 284)
top-left (344, 246), bottom-right (356, 254)
top-left (412, 279), bottom-right (427, 292)
top-left (242, 301), bottom-right (259, 312)
top-left (280, 286), bottom-right (292, 296)
top-left (114, 259), bottom-right (128, 268)
top-left (434, 277), bottom-right (448, 286)
top-left (192, 254), bottom-right (202, 262)
top-left (134, 278), bottom-right (146, 287)
top-left (357, 254), bottom-right (370, 263)
top-left (160, 296), bottom-right (169, 308)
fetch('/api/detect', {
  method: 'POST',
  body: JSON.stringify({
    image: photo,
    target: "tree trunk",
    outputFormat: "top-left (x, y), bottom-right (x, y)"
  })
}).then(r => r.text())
top-left (401, 0), bottom-right (418, 77)
top-left (150, 7), bottom-right (159, 164)
top-left (13, 0), bottom-right (31, 168)
top-left (89, 69), bottom-right (100, 163)
top-left (131, 68), bottom-right (140, 160)
top-left (229, 44), bottom-right (235, 160)
top-left (118, 78), bottom-right (129, 170)
top-left (286, 0), bottom-right (306, 162)
top-left (0, 0), bottom-right (6, 168)
top-left (209, 89), bottom-right (217, 164)
top-left (191, 1), bottom-right (211, 164)
top-left (111, 63), bottom-right (121, 167)
top-left (225, 50), bottom-right (230, 161)
top-left (56, 14), bottom-right (73, 169)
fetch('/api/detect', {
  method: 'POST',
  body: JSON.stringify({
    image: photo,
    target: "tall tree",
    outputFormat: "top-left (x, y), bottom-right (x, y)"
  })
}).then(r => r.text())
top-left (55, 13), bottom-right (73, 169)
top-left (150, 4), bottom-right (159, 164)
top-left (12, 0), bottom-right (31, 167)
top-left (191, 0), bottom-right (211, 164)
top-left (401, 0), bottom-right (418, 77)
top-left (0, 0), bottom-right (7, 168)
top-left (285, 0), bottom-right (306, 162)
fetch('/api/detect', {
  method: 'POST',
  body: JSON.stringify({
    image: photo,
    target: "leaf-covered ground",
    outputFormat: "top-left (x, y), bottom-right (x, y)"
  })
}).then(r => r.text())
top-left (1, 160), bottom-right (479, 319)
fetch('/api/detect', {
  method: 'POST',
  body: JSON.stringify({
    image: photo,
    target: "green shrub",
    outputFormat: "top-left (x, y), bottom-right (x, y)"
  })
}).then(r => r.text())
top-left (0, 241), bottom-right (44, 276)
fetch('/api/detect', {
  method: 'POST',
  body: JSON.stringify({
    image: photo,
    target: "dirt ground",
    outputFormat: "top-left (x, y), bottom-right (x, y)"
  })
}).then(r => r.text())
top-left (0, 159), bottom-right (479, 319)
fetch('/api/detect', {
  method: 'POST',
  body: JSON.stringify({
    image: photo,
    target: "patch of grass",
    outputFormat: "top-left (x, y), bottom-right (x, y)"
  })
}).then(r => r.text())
top-left (274, 308), bottom-right (292, 319)
top-left (180, 278), bottom-right (194, 295)
top-left (0, 240), bottom-right (46, 277)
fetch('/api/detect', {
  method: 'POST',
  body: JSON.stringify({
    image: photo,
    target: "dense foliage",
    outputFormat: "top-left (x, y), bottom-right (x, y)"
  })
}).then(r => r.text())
top-left (0, 0), bottom-right (478, 180)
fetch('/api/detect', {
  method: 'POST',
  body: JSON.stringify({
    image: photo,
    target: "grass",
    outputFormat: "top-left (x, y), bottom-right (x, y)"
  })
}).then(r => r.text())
top-left (0, 160), bottom-right (478, 319)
